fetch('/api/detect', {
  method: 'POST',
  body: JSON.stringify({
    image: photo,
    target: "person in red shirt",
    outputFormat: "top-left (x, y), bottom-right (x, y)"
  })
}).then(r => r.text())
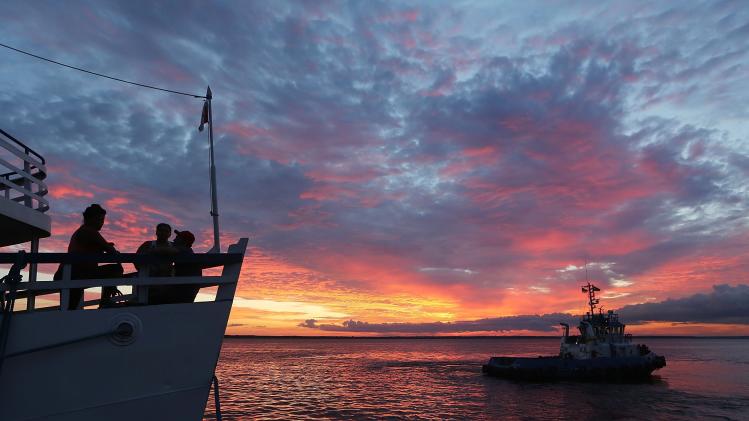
top-left (54, 204), bottom-right (123, 309)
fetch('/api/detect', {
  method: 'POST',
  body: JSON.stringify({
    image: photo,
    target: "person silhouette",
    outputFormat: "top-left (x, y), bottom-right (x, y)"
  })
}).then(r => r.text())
top-left (149, 229), bottom-right (202, 304)
top-left (54, 204), bottom-right (123, 309)
top-left (135, 222), bottom-right (177, 277)
top-left (173, 230), bottom-right (200, 277)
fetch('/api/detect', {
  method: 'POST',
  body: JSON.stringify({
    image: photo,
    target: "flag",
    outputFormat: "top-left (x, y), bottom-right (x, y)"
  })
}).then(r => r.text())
top-left (198, 100), bottom-right (209, 131)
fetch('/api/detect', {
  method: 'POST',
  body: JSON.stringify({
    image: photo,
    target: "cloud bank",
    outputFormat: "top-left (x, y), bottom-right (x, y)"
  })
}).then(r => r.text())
top-left (618, 284), bottom-right (749, 325)
top-left (300, 314), bottom-right (578, 334)
top-left (300, 285), bottom-right (749, 333)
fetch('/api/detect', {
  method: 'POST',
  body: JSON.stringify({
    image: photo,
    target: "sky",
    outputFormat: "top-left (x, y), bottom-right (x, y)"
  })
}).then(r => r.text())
top-left (1, 0), bottom-right (748, 336)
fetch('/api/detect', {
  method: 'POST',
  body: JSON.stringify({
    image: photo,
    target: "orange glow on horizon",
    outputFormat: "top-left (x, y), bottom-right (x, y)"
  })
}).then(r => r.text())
top-left (4, 206), bottom-right (747, 337)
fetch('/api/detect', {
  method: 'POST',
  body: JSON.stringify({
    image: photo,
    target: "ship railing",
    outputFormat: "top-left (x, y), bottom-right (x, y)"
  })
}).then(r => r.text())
top-left (0, 238), bottom-right (247, 311)
top-left (0, 129), bottom-right (48, 213)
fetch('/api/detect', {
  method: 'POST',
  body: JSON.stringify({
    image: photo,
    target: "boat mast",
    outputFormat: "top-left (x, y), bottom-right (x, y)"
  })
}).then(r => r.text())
top-left (206, 86), bottom-right (221, 253)
top-left (582, 282), bottom-right (599, 316)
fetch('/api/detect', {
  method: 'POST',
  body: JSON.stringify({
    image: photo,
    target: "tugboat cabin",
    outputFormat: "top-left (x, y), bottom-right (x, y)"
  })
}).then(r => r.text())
top-left (559, 283), bottom-right (645, 359)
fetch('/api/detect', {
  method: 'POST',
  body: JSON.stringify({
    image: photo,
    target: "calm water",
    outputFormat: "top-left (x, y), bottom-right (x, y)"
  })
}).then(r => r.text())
top-left (205, 337), bottom-right (749, 420)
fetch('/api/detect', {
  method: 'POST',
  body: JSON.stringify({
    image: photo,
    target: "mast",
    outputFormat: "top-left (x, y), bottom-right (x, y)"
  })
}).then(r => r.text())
top-left (581, 282), bottom-right (599, 316)
top-left (206, 86), bottom-right (221, 253)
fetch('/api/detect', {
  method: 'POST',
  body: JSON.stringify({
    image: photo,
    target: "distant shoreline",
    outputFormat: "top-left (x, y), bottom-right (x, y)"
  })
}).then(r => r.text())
top-left (224, 335), bottom-right (749, 339)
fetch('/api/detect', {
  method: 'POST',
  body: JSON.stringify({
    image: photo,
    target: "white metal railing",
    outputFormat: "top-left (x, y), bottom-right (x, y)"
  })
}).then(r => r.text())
top-left (0, 238), bottom-right (248, 311)
top-left (0, 128), bottom-right (49, 213)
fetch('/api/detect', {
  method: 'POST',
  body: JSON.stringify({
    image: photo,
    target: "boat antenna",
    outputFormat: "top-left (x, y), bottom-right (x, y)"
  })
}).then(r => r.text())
top-left (585, 258), bottom-right (589, 283)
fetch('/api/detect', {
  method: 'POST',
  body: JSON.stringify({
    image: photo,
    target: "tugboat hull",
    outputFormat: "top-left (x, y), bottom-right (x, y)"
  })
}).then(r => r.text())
top-left (482, 354), bottom-right (666, 381)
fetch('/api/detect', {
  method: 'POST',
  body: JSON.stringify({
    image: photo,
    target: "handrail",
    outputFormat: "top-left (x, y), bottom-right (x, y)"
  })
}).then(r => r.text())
top-left (1, 238), bottom-right (248, 311)
top-left (0, 177), bottom-right (49, 208)
top-left (0, 136), bottom-right (45, 171)
top-left (0, 156), bottom-right (46, 183)
top-left (0, 128), bottom-right (48, 213)
top-left (0, 252), bottom-right (244, 265)
top-left (1, 276), bottom-right (227, 293)
top-left (0, 128), bottom-right (45, 165)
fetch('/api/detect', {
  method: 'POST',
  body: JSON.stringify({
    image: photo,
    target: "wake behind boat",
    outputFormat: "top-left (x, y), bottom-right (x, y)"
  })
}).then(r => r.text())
top-left (482, 283), bottom-right (666, 381)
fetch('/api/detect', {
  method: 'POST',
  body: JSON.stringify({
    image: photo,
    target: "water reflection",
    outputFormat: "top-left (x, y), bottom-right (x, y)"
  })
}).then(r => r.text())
top-left (205, 338), bottom-right (749, 420)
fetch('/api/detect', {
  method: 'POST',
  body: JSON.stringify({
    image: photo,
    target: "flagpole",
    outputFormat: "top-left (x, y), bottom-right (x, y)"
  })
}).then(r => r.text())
top-left (207, 86), bottom-right (221, 253)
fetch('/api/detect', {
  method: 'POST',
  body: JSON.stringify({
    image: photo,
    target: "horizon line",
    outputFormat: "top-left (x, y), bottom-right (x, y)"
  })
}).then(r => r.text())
top-left (224, 334), bottom-right (749, 339)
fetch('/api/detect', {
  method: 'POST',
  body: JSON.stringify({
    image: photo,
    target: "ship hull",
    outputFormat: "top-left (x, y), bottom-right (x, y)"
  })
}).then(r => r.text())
top-left (0, 300), bottom-right (231, 421)
top-left (482, 354), bottom-right (666, 381)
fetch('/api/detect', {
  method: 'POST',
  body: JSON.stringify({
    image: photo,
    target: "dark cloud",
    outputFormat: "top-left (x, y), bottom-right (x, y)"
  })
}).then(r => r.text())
top-left (619, 284), bottom-right (749, 325)
top-left (300, 314), bottom-right (578, 334)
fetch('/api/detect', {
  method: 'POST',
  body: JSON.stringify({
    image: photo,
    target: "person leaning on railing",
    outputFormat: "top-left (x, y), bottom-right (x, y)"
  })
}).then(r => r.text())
top-left (148, 230), bottom-right (202, 305)
top-left (172, 230), bottom-right (202, 302)
top-left (53, 204), bottom-right (123, 309)
top-left (135, 222), bottom-right (178, 277)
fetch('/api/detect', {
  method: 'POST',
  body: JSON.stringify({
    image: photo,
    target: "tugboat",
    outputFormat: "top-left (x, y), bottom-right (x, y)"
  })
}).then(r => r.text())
top-left (483, 282), bottom-right (666, 381)
top-left (0, 106), bottom-right (246, 419)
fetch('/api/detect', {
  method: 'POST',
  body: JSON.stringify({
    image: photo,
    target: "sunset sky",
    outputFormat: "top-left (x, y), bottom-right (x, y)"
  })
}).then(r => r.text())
top-left (1, 1), bottom-right (748, 335)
